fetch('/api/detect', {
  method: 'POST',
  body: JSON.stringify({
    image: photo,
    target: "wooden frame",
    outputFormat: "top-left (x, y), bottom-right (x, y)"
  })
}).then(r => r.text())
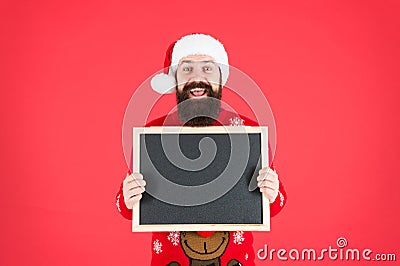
top-left (132, 126), bottom-right (269, 232)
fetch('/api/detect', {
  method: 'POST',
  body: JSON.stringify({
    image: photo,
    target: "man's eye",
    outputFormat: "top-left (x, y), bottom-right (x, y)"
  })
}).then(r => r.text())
top-left (183, 67), bottom-right (192, 72)
top-left (203, 66), bottom-right (213, 72)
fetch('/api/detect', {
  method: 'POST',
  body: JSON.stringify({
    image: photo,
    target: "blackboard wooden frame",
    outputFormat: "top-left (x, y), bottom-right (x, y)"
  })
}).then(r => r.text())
top-left (131, 126), bottom-right (269, 232)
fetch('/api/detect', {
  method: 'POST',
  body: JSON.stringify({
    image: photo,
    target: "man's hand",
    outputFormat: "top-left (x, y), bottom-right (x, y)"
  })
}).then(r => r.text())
top-left (257, 167), bottom-right (279, 203)
top-left (122, 172), bottom-right (146, 209)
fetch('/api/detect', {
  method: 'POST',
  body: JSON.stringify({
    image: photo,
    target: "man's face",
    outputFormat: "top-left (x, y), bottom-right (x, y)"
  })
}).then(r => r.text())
top-left (176, 54), bottom-right (221, 96)
top-left (175, 55), bottom-right (222, 126)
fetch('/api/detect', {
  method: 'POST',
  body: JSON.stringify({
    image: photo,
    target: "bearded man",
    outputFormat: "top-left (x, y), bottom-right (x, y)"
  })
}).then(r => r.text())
top-left (116, 34), bottom-right (287, 266)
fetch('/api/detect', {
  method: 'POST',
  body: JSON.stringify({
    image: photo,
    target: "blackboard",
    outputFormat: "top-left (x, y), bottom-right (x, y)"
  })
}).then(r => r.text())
top-left (132, 126), bottom-right (269, 232)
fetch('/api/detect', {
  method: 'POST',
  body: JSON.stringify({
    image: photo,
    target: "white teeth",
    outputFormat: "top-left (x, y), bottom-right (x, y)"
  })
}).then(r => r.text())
top-left (190, 88), bottom-right (206, 92)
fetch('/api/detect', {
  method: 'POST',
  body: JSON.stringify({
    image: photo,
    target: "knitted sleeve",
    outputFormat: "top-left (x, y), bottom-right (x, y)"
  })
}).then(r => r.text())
top-left (115, 180), bottom-right (133, 220)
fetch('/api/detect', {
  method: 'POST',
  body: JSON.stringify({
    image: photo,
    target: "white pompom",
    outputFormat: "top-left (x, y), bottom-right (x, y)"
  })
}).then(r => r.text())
top-left (150, 73), bottom-right (176, 94)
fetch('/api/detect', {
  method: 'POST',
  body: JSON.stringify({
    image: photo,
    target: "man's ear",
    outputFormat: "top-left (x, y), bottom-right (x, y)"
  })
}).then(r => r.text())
top-left (219, 67), bottom-right (223, 86)
top-left (175, 71), bottom-right (179, 87)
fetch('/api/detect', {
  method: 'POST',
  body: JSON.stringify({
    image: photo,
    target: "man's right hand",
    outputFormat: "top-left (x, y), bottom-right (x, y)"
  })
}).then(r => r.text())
top-left (122, 172), bottom-right (146, 209)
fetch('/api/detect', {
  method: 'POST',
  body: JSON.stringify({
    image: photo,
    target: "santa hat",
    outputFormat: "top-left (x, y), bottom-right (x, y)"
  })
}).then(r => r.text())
top-left (150, 33), bottom-right (229, 94)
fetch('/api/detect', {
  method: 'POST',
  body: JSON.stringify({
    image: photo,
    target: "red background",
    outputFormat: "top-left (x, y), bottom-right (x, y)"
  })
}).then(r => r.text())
top-left (1, 0), bottom-right (399, 265)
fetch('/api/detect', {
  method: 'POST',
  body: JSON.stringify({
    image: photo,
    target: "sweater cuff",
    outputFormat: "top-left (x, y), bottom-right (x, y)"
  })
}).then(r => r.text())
top-left (270, 180), bottom-right (286, 217)
top-left (116, 183), bottom-right (133, 220)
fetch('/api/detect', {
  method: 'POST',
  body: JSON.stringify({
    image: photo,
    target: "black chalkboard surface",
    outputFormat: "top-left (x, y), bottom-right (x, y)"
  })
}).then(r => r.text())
top-left (131, 126), bottom-right (269, 232)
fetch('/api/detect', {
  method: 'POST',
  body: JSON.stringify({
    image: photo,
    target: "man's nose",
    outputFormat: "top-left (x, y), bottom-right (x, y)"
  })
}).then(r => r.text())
top-left (189, 67), bottom-right (207, 82)
top-left (190, 77), bottom-right (207, 83)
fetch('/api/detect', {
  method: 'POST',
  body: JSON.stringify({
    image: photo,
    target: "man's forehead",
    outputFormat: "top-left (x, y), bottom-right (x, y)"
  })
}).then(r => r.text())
top-left (178, 54), bottom-right (216, 64)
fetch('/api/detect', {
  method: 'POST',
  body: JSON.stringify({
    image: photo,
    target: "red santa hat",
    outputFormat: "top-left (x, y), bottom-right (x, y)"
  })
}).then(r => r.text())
top-left (150, 33), bottom-right (229, 94)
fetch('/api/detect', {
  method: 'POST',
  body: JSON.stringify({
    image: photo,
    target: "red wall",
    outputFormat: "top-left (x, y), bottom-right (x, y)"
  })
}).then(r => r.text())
top-left (1, 0), bottom-right (399, 265)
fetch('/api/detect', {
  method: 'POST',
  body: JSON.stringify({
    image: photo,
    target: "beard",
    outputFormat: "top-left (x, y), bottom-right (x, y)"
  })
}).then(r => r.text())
top-left (176, 81), bottom-right (222, 127)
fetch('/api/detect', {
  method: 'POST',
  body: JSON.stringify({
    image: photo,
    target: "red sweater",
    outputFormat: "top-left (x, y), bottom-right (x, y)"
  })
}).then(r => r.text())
top-left (116, 109), bottom-right (287, 266)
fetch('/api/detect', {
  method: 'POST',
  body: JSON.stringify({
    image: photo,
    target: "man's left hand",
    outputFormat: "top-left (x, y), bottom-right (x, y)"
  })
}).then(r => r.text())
top-left (257, 167), bottom-right (279, 203)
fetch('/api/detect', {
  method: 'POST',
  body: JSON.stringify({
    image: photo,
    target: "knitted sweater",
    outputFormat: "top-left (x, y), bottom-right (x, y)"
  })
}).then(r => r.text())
top-left (116, 109), bottom-right (287, 266)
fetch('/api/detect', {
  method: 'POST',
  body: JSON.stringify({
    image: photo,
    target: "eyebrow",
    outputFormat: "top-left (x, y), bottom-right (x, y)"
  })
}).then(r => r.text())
top-left (180, 60), bottom-right (216, 64)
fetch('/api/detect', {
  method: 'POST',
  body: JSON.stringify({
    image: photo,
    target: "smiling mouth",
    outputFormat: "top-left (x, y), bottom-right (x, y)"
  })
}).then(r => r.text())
top-left (189, 88), bottom-right (208, 98)
top-left (184, 237), bottom-right (226, 255)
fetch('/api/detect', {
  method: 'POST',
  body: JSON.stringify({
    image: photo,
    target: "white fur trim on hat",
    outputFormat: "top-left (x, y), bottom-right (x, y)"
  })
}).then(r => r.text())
top-left (171, 34), bottom-right (229, 85)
